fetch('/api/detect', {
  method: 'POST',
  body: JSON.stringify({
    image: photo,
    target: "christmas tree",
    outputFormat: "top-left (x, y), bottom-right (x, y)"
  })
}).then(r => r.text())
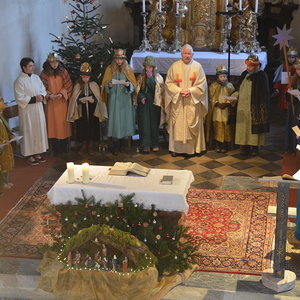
top-left (50, 0), bottom-right (113, 84)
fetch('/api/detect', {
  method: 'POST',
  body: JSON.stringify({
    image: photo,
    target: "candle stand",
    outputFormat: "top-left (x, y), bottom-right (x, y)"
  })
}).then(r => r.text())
top-left (139, 12), bottom-right (152, 52)
top-left (169, 13), bottom-right (182, 52)
top-left (155, 11), bottom-right (167, 52)
top-left (219, 15), bottom-right (234, 53)
top-left (216, 7), bottom-right (241, 80)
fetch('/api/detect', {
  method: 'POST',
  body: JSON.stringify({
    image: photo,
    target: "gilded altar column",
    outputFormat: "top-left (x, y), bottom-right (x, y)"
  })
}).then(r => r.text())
top-left (185, 0), bottom-right (226, 49)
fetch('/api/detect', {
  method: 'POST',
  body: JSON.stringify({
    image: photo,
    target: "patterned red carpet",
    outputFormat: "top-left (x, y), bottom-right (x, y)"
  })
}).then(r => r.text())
top-left (0, 181), bottom-right (277, 277)
top-left (186, 189), bottom-right (277, 275)
top-left (0, 179), bottom-right (54, 259)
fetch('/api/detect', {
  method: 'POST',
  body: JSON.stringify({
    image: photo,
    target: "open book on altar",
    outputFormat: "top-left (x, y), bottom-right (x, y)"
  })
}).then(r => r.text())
top-left (108, 162), bottom-right (150, 177)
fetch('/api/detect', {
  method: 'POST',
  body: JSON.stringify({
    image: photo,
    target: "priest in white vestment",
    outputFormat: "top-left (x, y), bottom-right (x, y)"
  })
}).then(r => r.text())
top-left (165, 44), bottom-right (208, 156)
top-left (14, 57), bottom-right (48, 165)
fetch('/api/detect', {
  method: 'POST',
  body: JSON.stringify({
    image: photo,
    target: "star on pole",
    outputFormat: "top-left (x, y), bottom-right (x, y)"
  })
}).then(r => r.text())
top-left (272, 24), bottom-right (294, 49)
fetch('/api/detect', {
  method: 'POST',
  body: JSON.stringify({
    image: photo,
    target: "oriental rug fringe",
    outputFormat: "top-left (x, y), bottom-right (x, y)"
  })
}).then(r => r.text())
top-left (186, 188), bottom-right (277, 275)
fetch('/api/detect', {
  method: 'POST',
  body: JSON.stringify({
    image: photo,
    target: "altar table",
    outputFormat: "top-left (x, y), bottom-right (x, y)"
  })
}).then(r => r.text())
top-left (47, 165), bottom-right (194, 214)
top-left (130, 50), bottom-right (268, 76)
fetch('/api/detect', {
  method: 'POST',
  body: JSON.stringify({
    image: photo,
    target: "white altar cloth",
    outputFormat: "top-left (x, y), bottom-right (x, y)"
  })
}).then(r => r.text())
top-left (47, 165), bottom-right (194, 214)
top-left (130, 50), bottom-right (268, 75)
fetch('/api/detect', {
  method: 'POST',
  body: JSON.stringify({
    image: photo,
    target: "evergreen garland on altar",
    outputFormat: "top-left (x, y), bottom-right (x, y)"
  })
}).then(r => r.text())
top-left (41, 193), bottom-right (200, 276)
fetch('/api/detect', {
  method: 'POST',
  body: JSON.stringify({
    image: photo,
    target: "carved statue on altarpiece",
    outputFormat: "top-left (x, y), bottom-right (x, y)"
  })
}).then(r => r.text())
top-left (239, 0), bottom-right (265, 49)
top-left (185, 0), bottom-right (220, 49)
top-left (146, 0), bottom-right (166, 46)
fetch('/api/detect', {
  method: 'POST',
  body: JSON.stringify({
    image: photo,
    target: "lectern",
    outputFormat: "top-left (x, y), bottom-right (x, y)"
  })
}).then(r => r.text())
top-left (259, 177), bottom-right (299, 292)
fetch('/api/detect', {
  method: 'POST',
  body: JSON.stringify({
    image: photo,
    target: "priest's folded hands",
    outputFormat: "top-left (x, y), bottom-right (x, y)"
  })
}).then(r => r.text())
top-left (180, 89), bottom-right (191, 97)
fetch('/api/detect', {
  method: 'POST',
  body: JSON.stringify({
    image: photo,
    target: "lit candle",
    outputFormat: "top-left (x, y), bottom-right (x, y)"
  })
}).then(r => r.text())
top-left (67, 162), bottom-right (75, 184)
top-left (255, 0), bottom-right (258, 13)
top-left (159, 0), bottom-right (162, 12)
top-left (176, 2), bottom-right (179, 14)
top-left (176, 73), bottom-right (179, 80)
top-left (82, 163), bottom-right (90, 184)
top-left (239, 0), bottom-right (242, 11)
top-left (142, 0), bottom-right (145, 12)
top-left (225, 0), bottom-right (228, 11)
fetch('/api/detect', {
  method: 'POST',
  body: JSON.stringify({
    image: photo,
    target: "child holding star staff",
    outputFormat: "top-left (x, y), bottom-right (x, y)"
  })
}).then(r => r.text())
top-left (272, 25), bottom-right (298, 154)
top-left (272, 47), bottom-right (298, 110)
top-left (285, 60), bottom-right (300, 156)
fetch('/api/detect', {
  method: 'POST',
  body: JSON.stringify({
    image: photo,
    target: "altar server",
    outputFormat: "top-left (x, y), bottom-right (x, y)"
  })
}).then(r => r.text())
top-left (14, 57), bottom-right (48, 165)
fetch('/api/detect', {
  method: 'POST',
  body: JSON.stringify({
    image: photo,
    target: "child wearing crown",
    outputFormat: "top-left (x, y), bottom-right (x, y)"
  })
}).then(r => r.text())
top-left (67, 63), bottom-right (108, 155)
top-left (134, 56), bottom-right (164, 153)
top-left (101, 49), bottom-right (137, 156)
top-left (284, 58), bottom-right (300, 157)
top-left (273, 46), bottom-right (298, 111)
top-left (205, 65), bottom-right (235, 153)
top-left (40, 53), bottom-right (73, 156)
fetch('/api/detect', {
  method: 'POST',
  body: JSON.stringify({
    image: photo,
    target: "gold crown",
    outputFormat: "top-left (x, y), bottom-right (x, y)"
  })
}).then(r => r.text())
top-left (47, 52), bottom-right (61, 62)
top-left (245, 54), bottom-right (260, 66)
top-left (295, 58), bottom-right (300, 69)
top-left (216, 65), bottom-right (228, 75)
top-left (80, 62), bottom-right (92, 75)
top-left (113, 48), bottom-right (126, 59)
top-left (287, 46), bottom-right (298, 57)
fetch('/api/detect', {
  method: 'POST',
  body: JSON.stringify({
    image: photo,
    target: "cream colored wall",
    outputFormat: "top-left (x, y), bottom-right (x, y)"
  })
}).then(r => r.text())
top-left (0, 0), bottom-right (63, 102)
top-left (0, 0), bottom-right (134, 102)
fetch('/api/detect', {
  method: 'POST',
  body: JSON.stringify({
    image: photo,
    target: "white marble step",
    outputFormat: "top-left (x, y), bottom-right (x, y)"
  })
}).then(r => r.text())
top-left (162, 285), bottom-right (298, 300)
top-left (0, 274), bottom-right (54, 299)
